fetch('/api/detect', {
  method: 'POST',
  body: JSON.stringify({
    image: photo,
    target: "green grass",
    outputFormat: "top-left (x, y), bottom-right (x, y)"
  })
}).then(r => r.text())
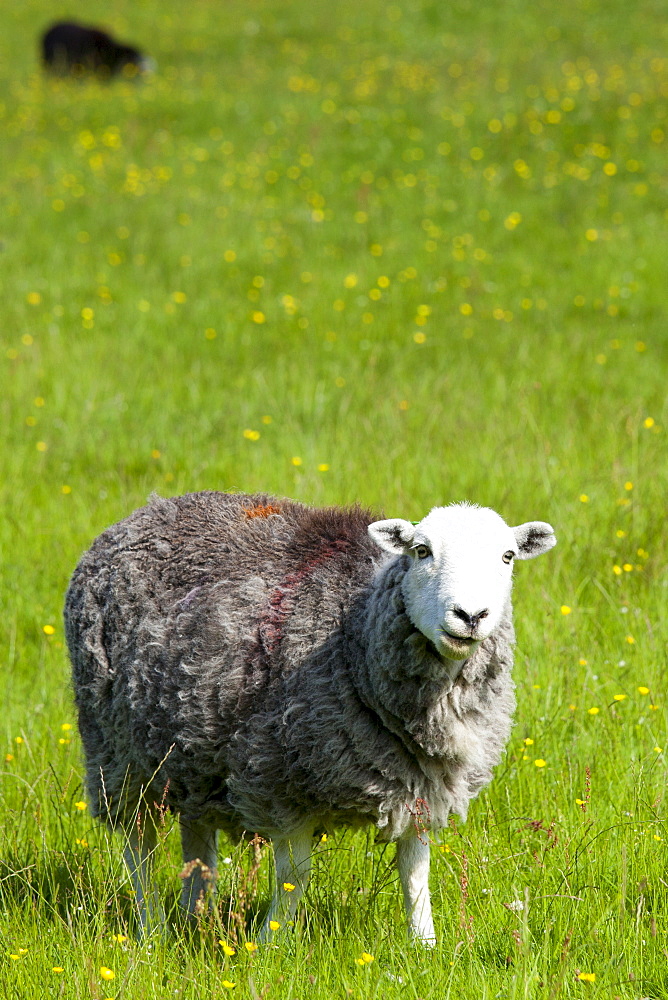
top-left (1, 0), bottom-right (667, 995)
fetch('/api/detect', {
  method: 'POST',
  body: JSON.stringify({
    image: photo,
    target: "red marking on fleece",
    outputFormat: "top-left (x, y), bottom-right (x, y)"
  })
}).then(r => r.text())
top-left (258, 539), bottom-right (351, 655)
top-left (244, 504), bottom-right (282, 519)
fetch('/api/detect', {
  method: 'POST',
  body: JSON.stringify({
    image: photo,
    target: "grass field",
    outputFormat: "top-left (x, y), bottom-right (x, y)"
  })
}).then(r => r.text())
top-left (1, 0), bottom-right (667, 996)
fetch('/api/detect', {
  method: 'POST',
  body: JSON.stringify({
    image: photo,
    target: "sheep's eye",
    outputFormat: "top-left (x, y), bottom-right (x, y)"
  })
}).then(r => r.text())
top-left (502, 550), bottom-right (515, 564)
top-left (414, 544), bottom-right (431, 559)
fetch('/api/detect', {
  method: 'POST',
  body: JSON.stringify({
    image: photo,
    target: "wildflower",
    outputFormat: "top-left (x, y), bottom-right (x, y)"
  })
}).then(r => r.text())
top-left (283, 882), bottom-right (296, 891)
top-left (290, 459), bottom-right (302, 468)
top-left (269, 920), bottom-right (281, 931)
top-left (624, 481), bottom-right (633, 491)
top-left (612, 565), bottom-right (622, 575)
top-left (15, 737), bottom-right (24, 745)
top-left (644, 417), bottom-right (655, 428)
top-left (222, 981), bottom-right (236, 989)
top-left (534, 759), bottom-right (546, 768)
top-left (505, 900), bottom-right (524, 912)
top-left (27, 292), bottom-right (42, 305)
top-left (561, 605), bottom-right (572, 615)
top-left (36, 441), bottom-right (48, 452)
top-left (588, 707), bottom-right (599, 716)
top-left (99, 967), bottom-right (115, 981)
top-left (74, 800), bottom-right (87, 811)
top-left (575, 798), bottom-right (586, 805)
top-left (576, 972), bottom-right (595, 982)
top-left (613, 694), bottom-right (626, 701)
top-left (524, 738), bottom-right (534, 746)
top-left (579, 658), bottom-right (588, 666)
top-left (343, 274), bottom-right (358, 288)
top-left (243, 429), bottom-right (260, 441)
top-left (52, 967), bottom-right (64, 972)
top-left (219, 941), bottom-right (236, 956)
top-left (244, 942), bottom-right (258, 953)
top-left (355, 952), bottom-right (374, 965)
top-left (638, 686), bottom-right (650, 695)
top-left (43, 625), bottom-right (55, 635)
top-left (626, 635), bottom-right (635, 644)
top-left (579, 494), bottom-right (589, 502)
top-left (5, 754), bottom-right (14, 762)
top-left (413, 332), bottom-right (426, 344)
top-left (654, 747), bottom-right (663, 753)
top-left (112, 933), bottom-right (127, 943)
top-left (317, 464), bottom-right (329, 472)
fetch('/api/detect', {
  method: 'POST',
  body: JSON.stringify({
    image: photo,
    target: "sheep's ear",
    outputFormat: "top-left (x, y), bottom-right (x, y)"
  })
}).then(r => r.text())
top-left (368, 518), bottom-right (416, 555)
top-left (513, 521), bottom-right (556, 560)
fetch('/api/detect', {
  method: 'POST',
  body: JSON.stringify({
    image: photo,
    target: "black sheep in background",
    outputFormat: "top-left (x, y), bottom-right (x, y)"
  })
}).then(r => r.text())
top-left (41, 21), bottom-right (150, 76)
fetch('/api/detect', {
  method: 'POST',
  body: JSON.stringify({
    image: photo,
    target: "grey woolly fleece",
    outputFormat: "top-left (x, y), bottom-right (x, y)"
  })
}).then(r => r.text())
top-left (65, 491), bottom-right (516, 843)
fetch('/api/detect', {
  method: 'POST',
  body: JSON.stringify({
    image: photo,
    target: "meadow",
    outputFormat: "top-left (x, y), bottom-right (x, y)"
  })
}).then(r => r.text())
top-left (1, 0), bottom-right (667, 995)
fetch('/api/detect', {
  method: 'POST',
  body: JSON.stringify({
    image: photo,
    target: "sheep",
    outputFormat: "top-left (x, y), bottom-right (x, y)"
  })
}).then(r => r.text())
top-left (41, 22), bottom-right (150, 77)
top-left (64, 491), bottom-right (556, 944)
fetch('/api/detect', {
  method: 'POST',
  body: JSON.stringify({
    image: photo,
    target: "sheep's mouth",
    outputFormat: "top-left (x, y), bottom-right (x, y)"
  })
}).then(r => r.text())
top-left (438, 630), bottom-right (480, 658)
top-left (441, 630), bottom-right (477, 646)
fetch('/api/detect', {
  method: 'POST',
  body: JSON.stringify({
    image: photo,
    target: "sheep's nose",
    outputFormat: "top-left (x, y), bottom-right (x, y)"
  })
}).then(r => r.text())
top-left (453, 606), bottom-right (489, 629)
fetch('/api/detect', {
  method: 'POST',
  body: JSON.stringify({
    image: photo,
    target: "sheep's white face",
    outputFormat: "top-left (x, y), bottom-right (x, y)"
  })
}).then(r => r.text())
top-left (369, 504), bottom-right (556, 661)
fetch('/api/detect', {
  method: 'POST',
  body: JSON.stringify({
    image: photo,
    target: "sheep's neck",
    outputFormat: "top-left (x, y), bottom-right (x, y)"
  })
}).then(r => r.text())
top-left (348, 559), bottom-right (510, 758)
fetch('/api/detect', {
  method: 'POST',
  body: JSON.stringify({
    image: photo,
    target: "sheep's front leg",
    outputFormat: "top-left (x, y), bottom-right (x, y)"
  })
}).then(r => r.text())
top-left (396, 831), bottom-right (436, 946)
top-left (258, 828), bottom-right (313, 941)
top-left (123, 821), bottom-right (164, 937)
top-left (180, 817), bottom-right (219, 916)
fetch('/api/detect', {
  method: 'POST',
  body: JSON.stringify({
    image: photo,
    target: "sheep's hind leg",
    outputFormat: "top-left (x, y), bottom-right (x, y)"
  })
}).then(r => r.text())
top-left (258, 828), bottom-right (313, 941)
top-left (396, 831), bottom-right (436, 946)
top-left (123, 820), bottom-right (164, 938)
top-left (180, 817), bottom-right (219, 916)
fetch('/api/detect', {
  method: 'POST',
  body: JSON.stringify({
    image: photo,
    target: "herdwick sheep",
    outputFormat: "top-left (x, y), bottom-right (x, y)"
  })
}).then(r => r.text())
top-left (41, 22), bottom-right (150, 77)
top-left (64, 491), bottom-right (556, 944)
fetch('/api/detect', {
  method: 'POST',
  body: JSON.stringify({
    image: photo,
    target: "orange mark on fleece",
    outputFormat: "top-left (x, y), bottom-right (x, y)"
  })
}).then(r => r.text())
top-left (244, 504), bottom-right (282, 519)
